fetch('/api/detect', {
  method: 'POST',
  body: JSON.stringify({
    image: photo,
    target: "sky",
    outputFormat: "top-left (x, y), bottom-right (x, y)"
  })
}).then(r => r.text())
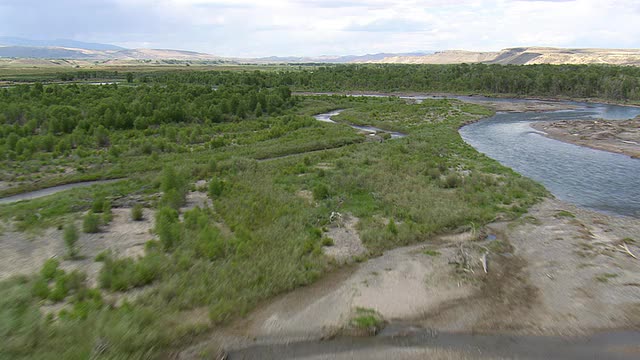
top-left (0, 0), bottom-right (639, 57)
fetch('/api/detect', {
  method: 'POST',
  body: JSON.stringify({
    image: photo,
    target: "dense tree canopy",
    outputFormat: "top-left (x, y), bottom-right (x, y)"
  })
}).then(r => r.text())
top-left (147, 63), bottom-right (640, 101)
top-left (0, 82), bottom-right (295, 160)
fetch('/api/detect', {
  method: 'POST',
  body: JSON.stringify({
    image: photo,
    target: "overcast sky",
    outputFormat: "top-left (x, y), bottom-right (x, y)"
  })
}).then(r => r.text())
top-left (0, 0), bottom-right (638, 57)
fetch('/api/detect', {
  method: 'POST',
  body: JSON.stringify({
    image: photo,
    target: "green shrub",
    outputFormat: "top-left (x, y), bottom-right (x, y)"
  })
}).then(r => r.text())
top-left (63, 223), bottom-right (79, 258)
top-left (83, 212), bottom-right (101, 233)
top-left (208, 178), bottom-right (225, 198)
top-left (31, 277), bottom-right (50, 299)
top-left (387, 218), bottom-right (398, 235)
top-left (309, 227), bottom-right (322, 239)
top-left (312, 183), bottom-right (330, 200)
top-left (198, 227), bottom-right (227, 260)
top-left (95, 250), bottom-right (111, 262)
top-left (91, 197), bottom-right (106, 213)
top-left (131, 204), bottom-right (144, 221)
top-left (349, 307), bottom-right (385, 333)
top-left (160, 166), bottom-right (188, 209)
top-left (155, 207), bottom-right (181, 250)
top-left (99, 253), bottom-right (165, 291)
top-left (321, 237), bottom-right (334, 246)
top-left (102, 200), bottom-right (113, 224)
top-left (161, 188), bottom-right (184, 211)
top-left (48, 274), bottom-right (69, 302)
top-left (41, 258), bottom-right (60, 280)
top-left (441, 173), bottom-right (462, 188)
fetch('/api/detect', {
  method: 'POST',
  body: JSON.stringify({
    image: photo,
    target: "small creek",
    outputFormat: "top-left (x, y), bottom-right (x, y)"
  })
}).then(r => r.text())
top-left (314, 109), bottom-right (407, 139)
top-left (0, 179), bottom-right (122, 205)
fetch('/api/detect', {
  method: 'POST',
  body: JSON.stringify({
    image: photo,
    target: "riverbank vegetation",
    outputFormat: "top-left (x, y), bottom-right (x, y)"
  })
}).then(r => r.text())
top-left (0, 72), bottom-right (547, 358)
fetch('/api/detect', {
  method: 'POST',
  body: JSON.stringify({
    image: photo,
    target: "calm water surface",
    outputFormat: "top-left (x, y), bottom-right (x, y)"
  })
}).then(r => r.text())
top-left (457, 101), bottom-right (640, 217)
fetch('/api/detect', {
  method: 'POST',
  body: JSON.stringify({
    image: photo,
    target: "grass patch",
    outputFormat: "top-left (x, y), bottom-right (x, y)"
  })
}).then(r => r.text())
top-left (423, 249), bottom-right (441, 256)
top-left (595, 273), bottom-right (619, 283)
top-left (555, 210), bottom-right (576, 218)
top-left (348, 307), bottom-right (385, 334)
top-left (622, 237), bottom-right (636, 245)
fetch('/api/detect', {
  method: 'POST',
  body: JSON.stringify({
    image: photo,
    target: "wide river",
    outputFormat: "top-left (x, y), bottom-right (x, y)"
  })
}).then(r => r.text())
top-left (453, 98), bottom-right (640, 217)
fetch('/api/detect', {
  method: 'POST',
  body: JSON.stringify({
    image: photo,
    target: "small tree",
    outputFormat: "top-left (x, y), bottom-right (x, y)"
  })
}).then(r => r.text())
top-left (64, 223), bottom-right (79, 258)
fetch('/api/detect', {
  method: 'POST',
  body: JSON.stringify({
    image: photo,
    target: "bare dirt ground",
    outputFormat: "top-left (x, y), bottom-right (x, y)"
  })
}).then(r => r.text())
top-left (0, 186), bottom-right (214, 285)
top-left (296, 92), bottom-right (578, 113)
top-left (0, 207), bottom-right (155, 286)
top-left (532, 119), bottom-right (640, 158)
top-left (181, 197), bottom-right (640, 359)
top-left (322, 214), bottom-right (367, 264)
top-left (464, 99), bottom-right (578, 113)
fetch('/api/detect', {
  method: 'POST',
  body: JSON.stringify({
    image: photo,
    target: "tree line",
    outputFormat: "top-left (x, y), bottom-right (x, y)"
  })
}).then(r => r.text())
top-left (147, 63), bottom-right (640, 101)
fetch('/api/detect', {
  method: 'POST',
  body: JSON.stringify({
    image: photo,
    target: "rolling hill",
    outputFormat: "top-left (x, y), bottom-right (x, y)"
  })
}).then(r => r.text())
top-left (360, 47), bottom-right (640, 66)
top-left (2, 38), bottom-right (640, 67)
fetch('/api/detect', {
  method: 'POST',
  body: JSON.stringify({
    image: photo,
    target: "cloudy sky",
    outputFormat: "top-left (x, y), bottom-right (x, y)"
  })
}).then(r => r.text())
top-left (0, 0), bottom-right (638, 57)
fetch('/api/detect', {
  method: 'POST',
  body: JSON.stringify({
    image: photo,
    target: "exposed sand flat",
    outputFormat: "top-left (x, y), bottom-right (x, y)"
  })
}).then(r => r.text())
top-left (531, 118), bottom-right (640, 158)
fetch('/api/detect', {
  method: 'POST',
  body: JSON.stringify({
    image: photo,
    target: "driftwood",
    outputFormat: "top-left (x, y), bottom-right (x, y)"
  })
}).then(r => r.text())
top-left (620, 242), bottom-right (638, 259)
top-left (480, 253), bottom-right (488, 273)
top-left (330, 211), bottom-right (343, 225)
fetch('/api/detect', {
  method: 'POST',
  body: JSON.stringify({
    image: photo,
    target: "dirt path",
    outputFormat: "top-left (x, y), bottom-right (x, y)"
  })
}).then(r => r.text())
top-left (181, 197), bottom-right (640, 359)
top-left (531, 119), bottom-right (640, 158)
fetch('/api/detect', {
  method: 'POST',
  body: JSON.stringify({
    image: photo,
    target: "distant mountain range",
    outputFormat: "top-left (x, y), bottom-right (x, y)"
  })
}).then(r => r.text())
top-left (0, 37), bottom-right (125, 51)
top-left (246, 52), bottom-right (433, 64)
top-left (1, 37), bottom-right (640, 66)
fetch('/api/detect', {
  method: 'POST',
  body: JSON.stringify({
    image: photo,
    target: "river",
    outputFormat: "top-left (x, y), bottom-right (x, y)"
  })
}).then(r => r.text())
top-left (456, 99), bottom-right (640, 217)
top-left (314, 95), bottom-right (640, 217)
top-left (4, 96), bottom-right (640, 218)
top-left (0, 179), bottom-right (122, 205)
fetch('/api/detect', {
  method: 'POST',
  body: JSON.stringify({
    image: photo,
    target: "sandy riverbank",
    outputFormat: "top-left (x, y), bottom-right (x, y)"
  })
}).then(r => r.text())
top-left (531, 118), bottom-right (640, 158)
top-left (295, 91), bottom-right (579, 113)
top-left (181, 197), bottom-right (640, 359)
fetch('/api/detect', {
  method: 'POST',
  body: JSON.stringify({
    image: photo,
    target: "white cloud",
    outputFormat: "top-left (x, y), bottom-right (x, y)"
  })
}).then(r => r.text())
top-left (0, 0), bottom-right (639, 56)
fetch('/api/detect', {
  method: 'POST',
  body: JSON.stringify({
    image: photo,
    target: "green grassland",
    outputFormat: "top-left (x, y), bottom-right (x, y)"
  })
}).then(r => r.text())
top-left (0, 78), bottom-right (546, 358)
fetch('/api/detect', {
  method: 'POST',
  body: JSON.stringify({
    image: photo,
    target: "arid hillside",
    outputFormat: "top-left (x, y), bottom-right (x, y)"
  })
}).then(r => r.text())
top-left (357, 47), bottom-right (640, 66)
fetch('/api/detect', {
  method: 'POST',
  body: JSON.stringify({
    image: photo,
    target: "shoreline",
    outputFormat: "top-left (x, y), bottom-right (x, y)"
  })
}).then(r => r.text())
top-left (294, 91), bottom-right (640, 108)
